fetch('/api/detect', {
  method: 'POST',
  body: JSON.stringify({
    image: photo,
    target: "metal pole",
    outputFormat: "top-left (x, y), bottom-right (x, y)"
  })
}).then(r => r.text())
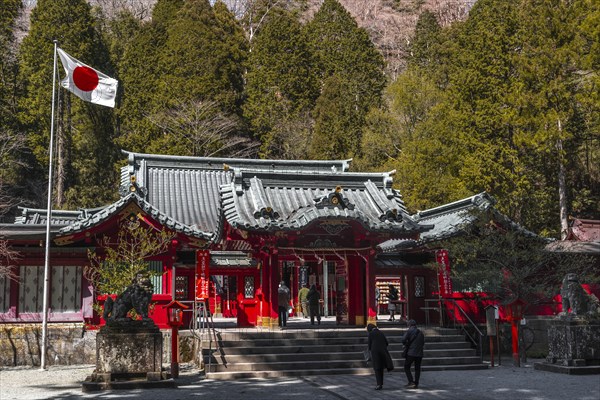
top-left (41, 40), bottom-right (58, 370)
top-left (323, 261), bottom-right (329, 317)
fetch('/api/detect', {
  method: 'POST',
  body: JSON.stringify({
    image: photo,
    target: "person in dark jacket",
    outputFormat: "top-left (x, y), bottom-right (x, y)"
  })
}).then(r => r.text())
top-left (277, 281), bottom-right (291, 328)
top-left (306, 284), bottom-right (321, 325)
top-left (367, 323), bottom-right (394, 390)
top-left (387, 284), bottom-right (399, 321)
top-left (401, 319), bottom-right (425, 389)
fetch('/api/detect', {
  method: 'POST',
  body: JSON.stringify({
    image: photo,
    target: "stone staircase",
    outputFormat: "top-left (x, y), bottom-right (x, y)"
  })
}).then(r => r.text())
top-left (199, 324), bottom-right (487, 380)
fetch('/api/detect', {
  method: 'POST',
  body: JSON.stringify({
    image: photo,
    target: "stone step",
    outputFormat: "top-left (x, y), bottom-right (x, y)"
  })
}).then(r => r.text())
top-left (205, 348), bottom-right (477, 365)
top-left (210, 327), bottom-right (457, 340)
top-left (205, 334), bottom-right (467, 348)
top-left (203, 341), bottom-right (471, 355)
top-left (205, 355), bottom-right (483, 373)
top-left (204, 364), bottom-right (489, 380)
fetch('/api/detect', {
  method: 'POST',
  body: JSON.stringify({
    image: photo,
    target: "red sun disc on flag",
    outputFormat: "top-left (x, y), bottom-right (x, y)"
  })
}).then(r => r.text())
top-left (72, 66), bottom-right (99, 92)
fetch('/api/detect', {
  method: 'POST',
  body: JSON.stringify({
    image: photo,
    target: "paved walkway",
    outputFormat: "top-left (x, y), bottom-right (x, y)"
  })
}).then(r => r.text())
top-left (1, 359), bottom-right (599, 400)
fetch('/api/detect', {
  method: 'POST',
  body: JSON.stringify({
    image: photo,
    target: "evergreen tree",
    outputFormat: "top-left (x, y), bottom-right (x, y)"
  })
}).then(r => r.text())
top-left (306, 0), bottom-right (386, 159)
top-left (18, 0), bottom-right (118, 209)
top-left (243, 5), bottom-right (317, 158)
top-left (408, 10), bottom-right (442, 72)
top-left (158, 0), bottom-right (245, 113)
top-left (0, 0), bottom-right (22, 130)
top-left (515, 0), bottom-right (599, 234)
top-left (309, 74), bottom-right (361, 159)
top-left (117, 0), bottom-right (183, 153)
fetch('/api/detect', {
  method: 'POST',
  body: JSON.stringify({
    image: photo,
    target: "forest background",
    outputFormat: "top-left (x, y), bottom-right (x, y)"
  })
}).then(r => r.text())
top-left (0, 0), bottom-right (598, 240)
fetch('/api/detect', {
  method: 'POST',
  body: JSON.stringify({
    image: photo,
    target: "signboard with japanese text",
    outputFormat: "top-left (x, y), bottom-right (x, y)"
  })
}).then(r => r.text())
top-left (436, 249), bottom-right (453, 297)
top-left (195, 250), bottom-right (210, 300)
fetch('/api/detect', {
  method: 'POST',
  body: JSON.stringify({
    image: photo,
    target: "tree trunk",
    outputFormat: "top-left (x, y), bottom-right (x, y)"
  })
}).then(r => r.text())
top-left (556, 119), bottom-right (569, 240)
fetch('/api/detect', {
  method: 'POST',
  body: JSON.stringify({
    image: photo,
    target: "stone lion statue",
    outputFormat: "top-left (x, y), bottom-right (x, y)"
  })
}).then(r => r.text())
top-left (558, 273), bottom-right (600, 317)
top-left (103, 274), bottom-right (154, 321)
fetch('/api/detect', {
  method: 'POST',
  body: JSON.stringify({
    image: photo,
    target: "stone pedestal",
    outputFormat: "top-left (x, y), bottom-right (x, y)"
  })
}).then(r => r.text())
top-left (534, 319), bottom-right (600, 375)
top-left (83, 319), bottom-right (175, 391)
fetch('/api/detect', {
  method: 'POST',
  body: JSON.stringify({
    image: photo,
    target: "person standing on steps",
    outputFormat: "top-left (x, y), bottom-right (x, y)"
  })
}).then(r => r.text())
top-left (367, 323), bottom-right (394, 390)
top-left (387, 284), bottom-right (399, 321)
top-left (307, 284), bottom-right (321, 325)
top-left (278, 281), bottom-right (291, 328)
top-left (298, 283), bottom-right (310, 318)
top-left (401, 319), bottom-right (425, 389)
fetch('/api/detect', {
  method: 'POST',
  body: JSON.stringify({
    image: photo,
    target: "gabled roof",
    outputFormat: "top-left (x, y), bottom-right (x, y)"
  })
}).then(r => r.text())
top-left (120, 150), bottom-right (429, 237)
top-left (220, 167), bottom-right (428, 233)
top-left (59, 193), bottom-right (213, 241)
top-left (378, 192), bottom-right (495, 253)
top-left (119, 151), bottom-right (352, 235)
top-left (15, 207), bottom-right (83, 225)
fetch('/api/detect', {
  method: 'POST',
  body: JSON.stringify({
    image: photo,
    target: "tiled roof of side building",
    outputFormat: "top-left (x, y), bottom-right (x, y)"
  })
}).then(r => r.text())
top-left (59, 193), bottom-right (214, 241)
top-left (378, 192), bottom-right (495, 253)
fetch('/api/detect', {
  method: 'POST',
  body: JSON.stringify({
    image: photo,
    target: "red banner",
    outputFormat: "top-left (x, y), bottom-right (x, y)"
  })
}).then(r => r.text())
top-left (436, 249), bottom-right (453, 297)
top-left (195, 250), bottom-right (210, 300)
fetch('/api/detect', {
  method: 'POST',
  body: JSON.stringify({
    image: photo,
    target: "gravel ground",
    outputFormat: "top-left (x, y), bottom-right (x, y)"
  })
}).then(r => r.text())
top-left (1, 360), bottom-right (599, 400)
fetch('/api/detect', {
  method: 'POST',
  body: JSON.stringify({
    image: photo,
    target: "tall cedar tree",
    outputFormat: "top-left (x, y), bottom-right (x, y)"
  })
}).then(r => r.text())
top-left (18, 0), bottom-right (118, 209)
top-left (146, 0), bottom-right (250, 156)
top-left (243, 5), bottom-right (318, 158)
top-left (0, 0), bottom-right (22, 130)
top-left (515, 0), bottom-right (599, 234)
top-left (158, 0), bottom-right (246, 115)
top-left (306, 0), bottom-right (386, 159)
top-left (0, 0), bottom-right (26, 206)
top-left (117, 0), bottom-right (183, 154)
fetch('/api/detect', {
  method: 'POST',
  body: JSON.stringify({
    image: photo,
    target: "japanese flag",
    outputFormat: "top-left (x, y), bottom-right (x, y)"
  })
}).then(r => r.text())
top-left (57, 48), bottom-right (118, 108)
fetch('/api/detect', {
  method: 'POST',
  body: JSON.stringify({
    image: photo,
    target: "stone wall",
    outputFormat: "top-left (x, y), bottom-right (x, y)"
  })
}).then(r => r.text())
top-left (0, 324), bottom-right (197, 367)
top-left (0, 324), bottom-right (96, 366)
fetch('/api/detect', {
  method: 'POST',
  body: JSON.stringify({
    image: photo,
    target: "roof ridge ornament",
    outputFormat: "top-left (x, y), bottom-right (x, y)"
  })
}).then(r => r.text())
top-left (314, 186), bottom-right (355, 210)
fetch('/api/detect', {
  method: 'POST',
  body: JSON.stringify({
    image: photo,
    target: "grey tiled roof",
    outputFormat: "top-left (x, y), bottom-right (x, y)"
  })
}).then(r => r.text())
top-left (220, 168), bottom-right (427, 233)
top-left (378, 192), bottom-right (495, 253)
top-left (14, 207), bottom-right (83, 226)
top-left (120, 151), bottom-right (428, 237)
top-left (59, 193), bottom-right (213, 240)
top-left (120, 151), bottom-right (351, 234)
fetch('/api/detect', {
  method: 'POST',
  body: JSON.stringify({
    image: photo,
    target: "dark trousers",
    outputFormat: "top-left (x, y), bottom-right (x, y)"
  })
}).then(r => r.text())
top-left (374, 368), bottom-right (384, 386)
top-left (310, 310), bottom-right (320, 324)
top-left (278, 306), bottom-right (288, 326)
top-left (404, 355), bottom-right (422, 385)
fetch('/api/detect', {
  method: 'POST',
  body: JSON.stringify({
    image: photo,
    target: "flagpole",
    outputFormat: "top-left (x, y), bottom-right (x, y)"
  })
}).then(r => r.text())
top-left (41, 39), bottom-right (58, 371)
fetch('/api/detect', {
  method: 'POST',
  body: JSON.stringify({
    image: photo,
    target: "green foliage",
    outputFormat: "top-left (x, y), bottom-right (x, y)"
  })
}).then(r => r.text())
top-left (377, 0), bottom-right (600, 232)
top-left (443, 210), bottom-right (598, 304)
top-left (86, 222), bottom-right (174, 295)
top-left (309, 75), bottom-right (362, 159)
top-left (408, 10), bottom-right (442, 72)
top-left (243, 5), bottom-right (317, 158)
top-left (0, 0), bottom-right (22, 130)
top-left (306, 0), bottom-right (386, 159)
top-left (158, 0), bottom-right (246, 113)
top-left (17, 0), bottom-right (118, 209)
top-left (117, 1), bottom-right (182, 153)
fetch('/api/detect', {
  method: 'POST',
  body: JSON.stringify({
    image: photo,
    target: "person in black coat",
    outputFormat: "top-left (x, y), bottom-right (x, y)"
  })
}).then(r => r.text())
top-left (401, 319), bottom-right (425, 389)
top-left (306, 284), bottom-right (321, 325)
top-left (367, 323), bottom-right (394, 390)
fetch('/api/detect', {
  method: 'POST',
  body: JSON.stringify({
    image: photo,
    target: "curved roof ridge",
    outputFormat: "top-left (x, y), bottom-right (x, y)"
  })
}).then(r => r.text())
top-left (121, 150), bottom-right (352, 173)
top-left (59, 193), bottom-right (214, 241)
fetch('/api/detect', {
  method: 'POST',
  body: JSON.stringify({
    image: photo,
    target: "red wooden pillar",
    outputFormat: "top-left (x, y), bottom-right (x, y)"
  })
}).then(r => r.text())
top-left (366, 251), bottom-right (377, 324)
top-left (347, 255), bottom-right (364, 326)
top-left (267, 249), bottom-right (280, 327)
